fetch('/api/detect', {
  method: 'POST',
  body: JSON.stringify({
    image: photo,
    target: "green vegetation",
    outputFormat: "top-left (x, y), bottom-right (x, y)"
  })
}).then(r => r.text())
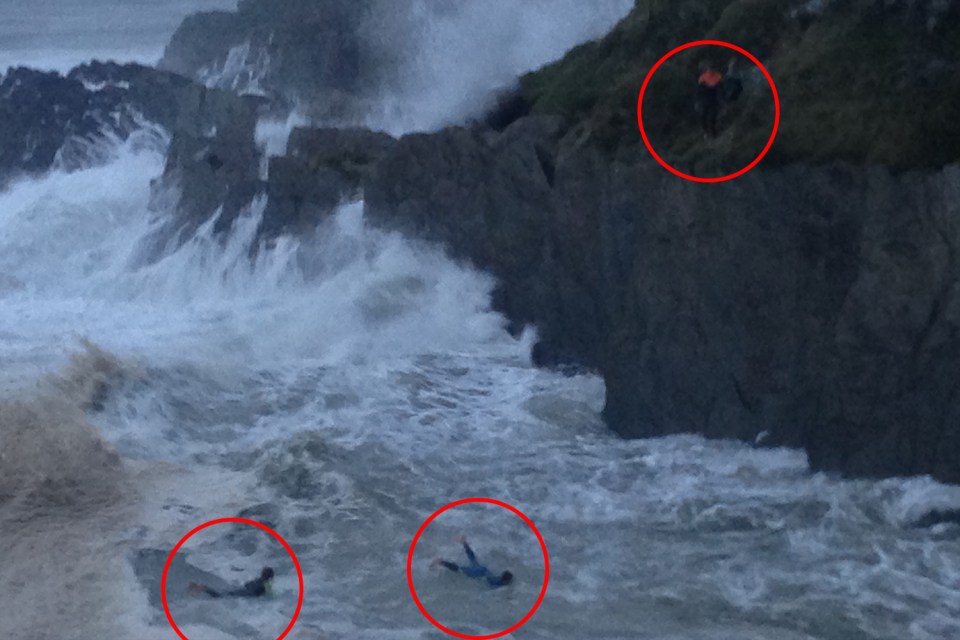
top-left (520, 0), bottom-right (960, 174)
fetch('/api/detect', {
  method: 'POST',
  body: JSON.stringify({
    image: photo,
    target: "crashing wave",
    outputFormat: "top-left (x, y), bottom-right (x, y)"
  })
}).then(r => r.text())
top-left (0, 341), bottom-right (140, 512)
top-left (199, 39), bottom-right (272, 96)
top-left (53, 109), bottom-right (170, 174)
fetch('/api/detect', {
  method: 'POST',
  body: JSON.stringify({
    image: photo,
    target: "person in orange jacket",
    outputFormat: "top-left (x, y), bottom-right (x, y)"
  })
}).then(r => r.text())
top-left (697, 60), bottom-right (724, 138)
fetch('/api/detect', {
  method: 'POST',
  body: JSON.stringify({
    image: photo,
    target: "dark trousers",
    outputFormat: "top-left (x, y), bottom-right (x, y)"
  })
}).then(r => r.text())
top-left (699, 84), bottom-right (721, 137)
top-left (701, 98), bottom-right (719, 137)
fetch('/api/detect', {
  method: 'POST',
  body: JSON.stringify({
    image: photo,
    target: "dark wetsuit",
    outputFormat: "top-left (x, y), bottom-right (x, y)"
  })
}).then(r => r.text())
top-left (698, 70), bottom-right (723, 138)
top-left (202, 576), bottom-right (271, 598)
top-left (438, 542), bottom-right (510, 589)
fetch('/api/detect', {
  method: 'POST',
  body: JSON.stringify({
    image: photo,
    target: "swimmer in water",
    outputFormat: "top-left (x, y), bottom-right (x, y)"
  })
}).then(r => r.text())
top-left (431, 536), bottom-right (513, 589)
top-left (189, 566), bottom-right (275, 598)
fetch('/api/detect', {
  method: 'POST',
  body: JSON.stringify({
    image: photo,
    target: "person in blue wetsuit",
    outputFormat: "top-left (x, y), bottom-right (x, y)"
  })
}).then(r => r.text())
top-left (188, 566), bottom-right (274, 598)
top-left (431, 536), bottom-right (513, 588)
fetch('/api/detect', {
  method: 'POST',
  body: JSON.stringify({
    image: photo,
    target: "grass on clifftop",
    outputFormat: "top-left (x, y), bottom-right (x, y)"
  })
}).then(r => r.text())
top-left (521, 0), bottom-right (960, 173)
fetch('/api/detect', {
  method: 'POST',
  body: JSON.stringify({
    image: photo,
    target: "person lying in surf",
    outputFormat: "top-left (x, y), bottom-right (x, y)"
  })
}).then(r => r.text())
top-left (431, 536), bottom-right (513, 588)
top-left (189, 566), bottom-right (274, 598)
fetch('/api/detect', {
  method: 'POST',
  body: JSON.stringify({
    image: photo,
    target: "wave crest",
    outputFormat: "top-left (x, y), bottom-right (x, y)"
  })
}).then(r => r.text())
top-left (0, 341), bottom-right (135, 512)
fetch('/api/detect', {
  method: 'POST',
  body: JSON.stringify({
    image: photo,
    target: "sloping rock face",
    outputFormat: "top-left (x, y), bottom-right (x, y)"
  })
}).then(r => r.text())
top-left (0, 63), bottom-right (195, 186)
top-left (521, 0), bottom-right (960, 176)
top-left (366, 121), bottom-right (960, 484)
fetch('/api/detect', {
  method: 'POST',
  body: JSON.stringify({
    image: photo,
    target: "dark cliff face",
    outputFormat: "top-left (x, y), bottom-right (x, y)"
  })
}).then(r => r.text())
top-left (365, 116), bottom-right (960, 484)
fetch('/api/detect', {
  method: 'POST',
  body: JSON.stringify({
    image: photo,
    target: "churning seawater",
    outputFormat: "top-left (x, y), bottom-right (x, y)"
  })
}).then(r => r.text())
top-left (1, 126), bottom-right (958, 640)
top-left (2, 2), bottom-right (960, 639)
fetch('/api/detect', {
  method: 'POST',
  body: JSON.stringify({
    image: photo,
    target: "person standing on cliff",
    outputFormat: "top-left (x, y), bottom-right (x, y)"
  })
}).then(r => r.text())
top-left (697, 60), bottom-right (724, 138)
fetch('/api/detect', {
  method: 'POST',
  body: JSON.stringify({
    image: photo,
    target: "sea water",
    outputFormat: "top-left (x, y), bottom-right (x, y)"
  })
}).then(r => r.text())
top-left (1, 2), bottom-right (959, 639)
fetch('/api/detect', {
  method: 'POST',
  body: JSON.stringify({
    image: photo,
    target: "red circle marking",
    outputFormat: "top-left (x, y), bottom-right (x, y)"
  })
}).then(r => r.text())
top-left (160, 517), bottom-right (304, 640)
top-left (636, 39), bottom-right (781, 183)
top-left (406, 498), bottom-right (550, 640)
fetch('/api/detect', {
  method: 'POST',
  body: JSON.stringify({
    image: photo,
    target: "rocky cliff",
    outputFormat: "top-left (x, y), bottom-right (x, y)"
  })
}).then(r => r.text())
top-left (365, 112), bottom-right (960, 485)
top-left (363, 0), bottom-right (960, 483)
top-left (0, 62), bottom-right (201, 187)
top-left (10, 0), bottom-right (958, 484)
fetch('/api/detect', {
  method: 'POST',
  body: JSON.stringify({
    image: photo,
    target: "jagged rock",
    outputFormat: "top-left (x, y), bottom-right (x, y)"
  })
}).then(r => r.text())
top-left (0, 62), bottom-right (232, 187)
top-left (159, 0), bottom-right (377, 107)
top-left (150, 86), bottom-right (264, 243)
top-left (66, 61), bottom-right (196, 131)
top-left (261, 156), bottom-right (345, 238)
top-left (259, 127), bottom-right (396, 238)
top-left (365, 115), bottom-right (960, 484)
top-left (366, 116), bottom-right (563, 337)
top-left (0, 68), bottom-right (89, 183)
top-left (482, 85), bottom-right (533, 132)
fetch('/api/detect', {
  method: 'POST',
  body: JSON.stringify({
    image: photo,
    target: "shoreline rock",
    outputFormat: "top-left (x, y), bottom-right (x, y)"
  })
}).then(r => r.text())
top-left (260, 127), bottom-right (396, 238)
top-left (365, 116), bottom-right (960, 485)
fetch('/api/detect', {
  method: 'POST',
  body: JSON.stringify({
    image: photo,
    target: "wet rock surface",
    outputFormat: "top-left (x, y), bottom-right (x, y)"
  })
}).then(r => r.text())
top-left (259, 127), bottom-right (396, 238)
top-left (159, 0), bottom-right (382, 113)
top-left (150, 86), bottom-right (264, 244)
top-left (0, 62), bottom-right (197, 186)
top-left (366, 119), bottom-right (960, 484)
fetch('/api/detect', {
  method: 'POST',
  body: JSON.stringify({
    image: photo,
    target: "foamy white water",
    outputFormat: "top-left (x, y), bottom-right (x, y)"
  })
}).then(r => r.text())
top-left (1, 125), bottom-right (959, 640)
top-left (2, 2), bottom-right (960, 640)
top-left (361, 0), bottom-right (636, 133)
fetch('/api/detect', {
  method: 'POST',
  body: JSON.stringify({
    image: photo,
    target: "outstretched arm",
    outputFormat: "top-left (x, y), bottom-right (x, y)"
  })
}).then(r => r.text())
top-left (457, 536), bottom-right (478, 565)
top-left (432, 558), bottom-right (460, 573)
